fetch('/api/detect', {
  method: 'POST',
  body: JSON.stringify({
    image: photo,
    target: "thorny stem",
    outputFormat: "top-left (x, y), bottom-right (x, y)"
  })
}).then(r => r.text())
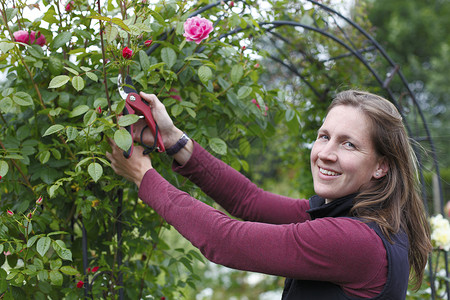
top-left (97, 0), bottom-right (113, 114)
top-left (0, 140), bottom-right (35, 193)
top-left (138, 218), bottom-right (165, 299)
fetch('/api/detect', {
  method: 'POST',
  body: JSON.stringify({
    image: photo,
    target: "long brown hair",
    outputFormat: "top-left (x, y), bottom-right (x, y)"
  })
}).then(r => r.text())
top-left (329, 90), bottom-right (432, 290)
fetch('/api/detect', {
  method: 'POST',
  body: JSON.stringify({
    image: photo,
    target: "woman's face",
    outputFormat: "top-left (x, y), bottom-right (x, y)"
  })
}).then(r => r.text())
top-left (310, 105), bottom-right (385, 202)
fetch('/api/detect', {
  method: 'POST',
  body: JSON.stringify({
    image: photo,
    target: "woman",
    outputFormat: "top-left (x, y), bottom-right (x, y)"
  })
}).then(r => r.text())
top-left (107, 90), bottom-right (432, 299)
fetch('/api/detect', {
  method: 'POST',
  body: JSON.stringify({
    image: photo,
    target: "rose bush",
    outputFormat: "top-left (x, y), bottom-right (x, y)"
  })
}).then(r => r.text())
top-left (0, 0), bottom-right (276, 298)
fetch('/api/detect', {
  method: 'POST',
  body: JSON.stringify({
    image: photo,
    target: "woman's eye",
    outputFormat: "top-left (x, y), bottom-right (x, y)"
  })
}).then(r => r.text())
top-left (344, 141), bottom-right (355, 148)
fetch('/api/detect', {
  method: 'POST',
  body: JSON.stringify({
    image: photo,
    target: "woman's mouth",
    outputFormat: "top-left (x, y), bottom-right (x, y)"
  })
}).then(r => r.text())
top-left (319, 167), bottom-right (341, 176)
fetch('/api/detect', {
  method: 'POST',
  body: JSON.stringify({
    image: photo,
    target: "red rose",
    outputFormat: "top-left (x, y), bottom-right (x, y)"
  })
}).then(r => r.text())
top-left (122, 47), bottom-right (133, 59)
top-left (91, 266), bottom-right (99, 273)
top-left (76, 280), bottom-right (84, 288)
top-left (144, 39), bottom-right (153, 47)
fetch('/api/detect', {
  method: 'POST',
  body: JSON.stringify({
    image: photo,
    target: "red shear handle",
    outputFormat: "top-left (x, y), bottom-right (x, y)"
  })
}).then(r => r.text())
top-left (126, 92), bottom-right (166, 152)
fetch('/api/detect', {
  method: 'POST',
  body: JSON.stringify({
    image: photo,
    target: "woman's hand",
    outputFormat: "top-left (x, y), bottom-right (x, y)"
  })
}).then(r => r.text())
top-left (106, 139), bottom-right (152, 188)
top-left (135, 92), bottom-right (184, 149)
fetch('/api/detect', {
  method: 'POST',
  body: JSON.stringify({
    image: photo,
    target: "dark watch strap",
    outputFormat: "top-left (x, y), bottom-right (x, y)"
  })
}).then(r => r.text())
top-left (166, 133), bottom-right (189, 155)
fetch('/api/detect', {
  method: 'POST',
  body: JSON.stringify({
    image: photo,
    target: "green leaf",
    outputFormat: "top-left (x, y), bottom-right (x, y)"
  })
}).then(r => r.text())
top-left (66, 127), bottom-right (78, 141)
top-left (88, 15), bottom-right (110, 22)
top-left (64, 67), bottom-right (79, 75)
top-left (231, 65), bottom-right (243, 84)
top-left (139, 50), bottom-right (150, 71)
top-left (171, 104), bottom-right (183, 117)
top-left (118, 114), bottom-right (140, 127)
top-left (43, 6), bottom-right (58, 23)
top-left (198, 66), bottom-right (212, 84)
top-left (53, 243), bottom-right (72, 261)
top-left (48, 184), bottom-right (60, 198)
top-left (209, 138), bottom-right (227, 155)
top-left (111, 17), bottom-right (130, 31)
top-left (13, 92), bottom-right (33, 106)
top-left (0, 42), bottom-right (14, 53)
top-left (105, 23), bottom-right (118, 44)
top-left (72, 76), bottom-right (84, 91)
top-left (50, 259), bottom-right (62, 270)
top-left (49, 75), bottom-right (70, 88)
top-left (27, 235), bottom-right (39, 248)
top-left (48, 57), bottom-right (63, 75)
top-left (285, 108), bottom-right (295, 122)
top-left (69, 105), bottom-right (89, 117)
top-left (49, 270), bottom-right (63, 286)
top-left (161, 47), bottom-right (177, 69)
top-left (237, 86), bottom-right (252, 99)
top-left (0, 160), bottom-right (8, 177)
top-left (83, 110), bottom-right (96, 126)
top-left (37, 270), bottom-right (48, 281)
top-left (36, 237), bottom-right (51, 257)
top-left (114, 128), bottom-right (132, 152)
top-left (239, 138), bottom-right (251, 157)
top-left (52, 32), bottom-right (72, 50)
top-left (43, 124), bottom-right (64, 137)
top-left (86, 72), bottom-right (98, 82)
top-left (28, 44), bottom-right (44, 58)
top-left (186, 107), bottom-right (196, 118)
top-left (88, 162), bottom-right (103, 182)
top-left (60, 266), bottom-right (79, 276)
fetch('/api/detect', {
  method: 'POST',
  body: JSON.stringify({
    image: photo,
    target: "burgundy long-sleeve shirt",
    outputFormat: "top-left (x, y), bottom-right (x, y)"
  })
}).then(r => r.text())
top-left (138, 141), bottom-right (388, 298)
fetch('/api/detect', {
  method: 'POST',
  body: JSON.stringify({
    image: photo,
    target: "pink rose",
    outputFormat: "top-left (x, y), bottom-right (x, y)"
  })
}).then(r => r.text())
top-left (14, 30), bottom-right (46, 46)
top-left (30, 31), bottom-right (46, 46)
top-left (183, 16), bottom-right (213, 44)
top-left (13, 30), bottom-right (30, 44)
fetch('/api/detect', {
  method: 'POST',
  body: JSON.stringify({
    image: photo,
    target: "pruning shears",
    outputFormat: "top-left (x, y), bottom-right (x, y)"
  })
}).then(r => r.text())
top-left (117, 74), bottom-right (165, 158)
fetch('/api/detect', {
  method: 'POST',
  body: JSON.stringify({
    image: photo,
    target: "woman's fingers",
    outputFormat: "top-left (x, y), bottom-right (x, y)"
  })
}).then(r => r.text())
top-left (106, 138), bottom-right (152, 187)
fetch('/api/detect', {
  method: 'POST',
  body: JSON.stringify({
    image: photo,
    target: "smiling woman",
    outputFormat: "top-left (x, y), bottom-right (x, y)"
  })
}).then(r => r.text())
top-left (106, 90), bottom-right (432, 300)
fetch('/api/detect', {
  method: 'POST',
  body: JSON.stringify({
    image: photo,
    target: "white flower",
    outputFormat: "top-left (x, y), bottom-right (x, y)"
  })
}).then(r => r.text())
top-left (430, 214), bottom-right (450, 251)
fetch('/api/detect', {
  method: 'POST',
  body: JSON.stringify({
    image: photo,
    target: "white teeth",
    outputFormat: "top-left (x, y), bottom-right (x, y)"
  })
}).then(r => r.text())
top-left (320, 168), bottom-right (340, 176)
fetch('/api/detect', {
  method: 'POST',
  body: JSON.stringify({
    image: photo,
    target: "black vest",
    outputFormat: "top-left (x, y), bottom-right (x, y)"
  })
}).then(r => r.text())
top-left (281, 195), bottom-right (409, 300)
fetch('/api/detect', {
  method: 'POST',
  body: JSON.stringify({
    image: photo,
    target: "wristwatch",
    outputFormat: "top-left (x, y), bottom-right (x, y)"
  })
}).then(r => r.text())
top-left (166, 133), bottom-right (189, 155)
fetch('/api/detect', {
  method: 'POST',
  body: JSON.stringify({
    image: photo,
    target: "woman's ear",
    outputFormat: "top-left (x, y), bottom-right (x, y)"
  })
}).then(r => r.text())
top-left (374, 157), bottom-right (389, 179)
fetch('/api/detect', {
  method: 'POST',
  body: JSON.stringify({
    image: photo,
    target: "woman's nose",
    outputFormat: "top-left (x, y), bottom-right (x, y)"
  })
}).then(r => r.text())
top-left (317, 143), bottom-right (338, 162)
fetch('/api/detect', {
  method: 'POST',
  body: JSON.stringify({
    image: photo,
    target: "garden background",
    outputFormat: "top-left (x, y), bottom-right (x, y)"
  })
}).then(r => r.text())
top-left (0, 0), bottom-right (449, 299)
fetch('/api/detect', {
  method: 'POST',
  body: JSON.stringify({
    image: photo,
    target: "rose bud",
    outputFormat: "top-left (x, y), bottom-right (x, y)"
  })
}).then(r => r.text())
top-left (36, 196), bottom-right (43, 205)
top-left (144, 39), bottom-right (153, 47)
top-left (7, 210), bottom-right (14, 216)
